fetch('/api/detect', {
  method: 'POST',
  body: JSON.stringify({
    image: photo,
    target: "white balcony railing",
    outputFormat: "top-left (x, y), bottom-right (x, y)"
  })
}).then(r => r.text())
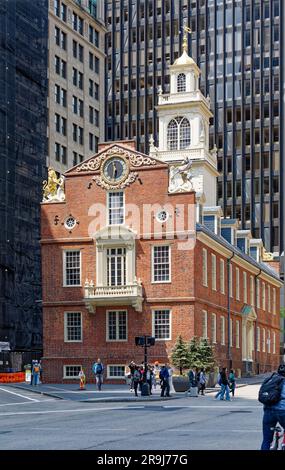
top-left (84, 280), bottom-right (143, 313)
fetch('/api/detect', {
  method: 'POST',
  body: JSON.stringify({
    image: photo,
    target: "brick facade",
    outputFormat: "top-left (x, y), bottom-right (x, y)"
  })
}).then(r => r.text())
top-left (41, 142), bottom-right (282, 383)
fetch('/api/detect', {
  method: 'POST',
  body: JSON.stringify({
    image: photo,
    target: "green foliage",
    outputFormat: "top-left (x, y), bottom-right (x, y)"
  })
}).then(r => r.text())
top-left (188, 336), bottom-right (216, 371)
top-left (171, 335), bottom-right (191, 374)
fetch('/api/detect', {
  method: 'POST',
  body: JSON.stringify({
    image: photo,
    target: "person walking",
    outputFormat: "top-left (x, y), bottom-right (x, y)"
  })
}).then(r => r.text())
top-left (218, 367), bottom-right (231, 401)
top-left (160, 364), bottom-right (170, 397)
top-left (260, 364), bottom-right (285, 450)
top-left (168, 365), bottom-right (176, 394)
top-left (32, 361), bottom-right (40, 386)
top-left (187, 366), bottom-right (198, 397)
top-left (146, 365), bottom-right (153, 395)
top-left (128, 361), bottom-right (136, 391)
top-left (92, 358), bottom-right (104, 391)
top-left (133, 366), bottom-right (142, 397)
top-left (215, 368), bottom-right (223, 399)
top-left (198, 367), bottom-right (207, 396)
top-left (229, 369), bottom-right (236, 398)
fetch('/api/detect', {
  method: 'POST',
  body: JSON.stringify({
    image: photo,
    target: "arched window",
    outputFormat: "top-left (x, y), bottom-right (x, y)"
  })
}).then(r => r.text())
top-left (167, 116), bottom-right (191, 150)
top-left (177, 73), bottom-right (186, 93)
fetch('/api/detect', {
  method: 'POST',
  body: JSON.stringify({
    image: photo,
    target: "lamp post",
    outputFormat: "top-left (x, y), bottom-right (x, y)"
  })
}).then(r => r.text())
top-left (135, 335), bottom-right (155, 396)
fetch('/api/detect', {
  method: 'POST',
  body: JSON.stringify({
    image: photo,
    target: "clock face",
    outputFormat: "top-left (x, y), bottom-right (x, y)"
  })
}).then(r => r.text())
top-left (102, 157), bottom-right (128, 184)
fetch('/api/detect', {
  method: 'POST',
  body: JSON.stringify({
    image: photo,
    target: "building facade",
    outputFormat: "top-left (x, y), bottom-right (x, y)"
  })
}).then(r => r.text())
top-left (105, 0), bottom-right (284, 257)
top-left (0, 0), bottom-right (48, 351)
top-left (41, 47), bottom-right (282, 382)
top-left (48, 0), bottom-right (106, 173)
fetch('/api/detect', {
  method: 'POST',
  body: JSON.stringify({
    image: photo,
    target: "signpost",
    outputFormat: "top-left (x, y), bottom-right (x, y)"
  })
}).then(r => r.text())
top-left (135, 335), bottom-right (155, 396)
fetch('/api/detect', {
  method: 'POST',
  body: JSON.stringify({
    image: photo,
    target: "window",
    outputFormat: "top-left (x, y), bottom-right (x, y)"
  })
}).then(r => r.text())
top-left (262, 328), bottom-right (266, 352)
top-left (202, 248), bottom-right (208, 286)
top-left (273, 332), bottom-right (276, 354)
top-left (63, 251), bottom-right (81, 286)
top-left (267, 331), bottom-right (271, 353)
top-left (230, 319), bottom-right (233, 347)
top-left (236, 268), bottom-right (240, 300)
top-left (211, 314), bottom-right (217, 343)
top-left (211, 254), bottom-right (217, 291)
top-left (153, 310), bottom-right (171, 340)
top-left (202, 310), bottom-right (208, 338)
top-left (229, 264), bottom-right (233, 298)
top-left (153, 246), bottom-right (171, 282)
top-left (250, 276), bottom-right (255, 306)
top-left (107, 248), bottom-right (126, 286)
top-left (64, 312), bottom-right (82, 342)
top-left (167, 116), bottom-right (191, 150)
top-left (273, 288), bottom-right (276, 315)
top-left (107, 311), bottom-right (127, 341)
top-left (236, 321), bottom-right (240, 349)
top-left (61, 3), bottom-right (67, 21)
top-left (221, 316), bottom-right (225, 345)
top-left (257, 326), bottom-right (260, 351)
top-left (262, 282), bottom-right (266, 310)
top-left (108, 365), bottom-right (126, 379)
top-left (257, 279), bottom-right (260, 308)
top-left (177, 73), bottom-right (186, 92)
top-left (243, 272), bottom-right (247, 303)
top-left (268, 286), bottom-right (271, 313)
top-left (108, 192), bottom-right (124, 225)
top-left (220, 259), bottom-right (225, 294)
top-left (64, 365), bottom-right (81, 379)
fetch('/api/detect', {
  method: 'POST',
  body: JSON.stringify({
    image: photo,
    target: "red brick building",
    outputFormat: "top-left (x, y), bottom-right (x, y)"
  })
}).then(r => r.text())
top-left (41, 48), bottom-right (283, 383)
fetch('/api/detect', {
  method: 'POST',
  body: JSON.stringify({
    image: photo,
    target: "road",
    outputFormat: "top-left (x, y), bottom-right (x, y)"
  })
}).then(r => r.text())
top-left (0, 384), bottom-right (263, 450)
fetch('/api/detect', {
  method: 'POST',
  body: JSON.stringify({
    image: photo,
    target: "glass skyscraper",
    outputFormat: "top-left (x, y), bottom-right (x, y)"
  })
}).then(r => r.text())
top-left (105, 0), bottom-right (284, 256)
top-left (0, 0), bottom-right (48, 351)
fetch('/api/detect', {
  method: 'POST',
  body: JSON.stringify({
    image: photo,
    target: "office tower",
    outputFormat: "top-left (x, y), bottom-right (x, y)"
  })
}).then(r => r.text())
top-left (0, 0), bottom-right (48, 351)
top-left (105, 0), bottom-right (284, 257)
top-left (48, 0), bottom-right (106, 173)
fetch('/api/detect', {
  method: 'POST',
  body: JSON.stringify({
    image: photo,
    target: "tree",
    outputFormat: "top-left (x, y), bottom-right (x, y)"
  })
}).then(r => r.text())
top-left (188, 336), bottom-right (216, 371)
top-left (171, 335), bottom-right (191, 374)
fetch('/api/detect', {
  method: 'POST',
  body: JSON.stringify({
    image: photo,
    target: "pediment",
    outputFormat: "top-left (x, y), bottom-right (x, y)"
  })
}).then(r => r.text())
top-left (65, 144), bottom-right (167, 176)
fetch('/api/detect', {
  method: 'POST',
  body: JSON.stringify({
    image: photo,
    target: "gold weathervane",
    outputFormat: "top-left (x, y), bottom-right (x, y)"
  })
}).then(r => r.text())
top-left (182, 24), bottom-right (192, 52)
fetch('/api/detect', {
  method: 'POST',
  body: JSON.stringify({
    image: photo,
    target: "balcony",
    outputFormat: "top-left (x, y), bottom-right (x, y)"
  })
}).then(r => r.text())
top-left (84, 279), bottom-right (143, 313)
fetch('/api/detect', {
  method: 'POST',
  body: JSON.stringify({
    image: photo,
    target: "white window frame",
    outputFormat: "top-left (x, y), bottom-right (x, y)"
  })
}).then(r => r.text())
top-left (256, 279), bottom-right (260, 308)
top-left (211, 313), bottom-right (217, 344)
top-left (63, 365), bottom-right (82, 379)
top-left (243, 272), bottom-right (247, 304)
top-left (202, 310), bottom-right (208, 339)
top-left (236, 320), bottom-right (240, 349)
top-left (63, 250), bottom-right (82, 287)
top-left (64, 312), bottom-right (82, 342)
top-left (107, 365), bottom-right (126, 379)
top-left (211, 254), bottom-right (217, 291)
top-left (250, 276), bottom-right (255, 306)
top-left (221, 316), bottom-right (225, 345)
top-left (262, 328), bottom-right (266, 352)
top-left (229, 264), bottom-right (233, 298)
top-left (268, 285), bottom-right (271, 313)
top-left (273, 331), bottom-right (276, 354)
top-left (273, 288), bottom-right (276, 315)
top-left (267, 331), bottom-right (271, 353)
top-left (106, 247), bottom-right (127, 287)
top-left (177, 73), bottom-right (186, 92)
top-left (230, 319), bottom-right (233, 347)
top-left (202, 248), bottom-right (208, 287)
top-left (262, 282), bottom-right (266, 310)
top-left (220, 259), bottom-right (225, 294)
top-left (257, 326), bottom-right (260, 352)
top-left (152, 245), bottom-right (171, 284)
top-left (106, 310), bottom-right (128, 342)
top-left (152, 309), bottom-right (172, 341)
top-left (236, 267), bottom-right (240, 300)
top-left (107, 191), bottom-right (125, 226)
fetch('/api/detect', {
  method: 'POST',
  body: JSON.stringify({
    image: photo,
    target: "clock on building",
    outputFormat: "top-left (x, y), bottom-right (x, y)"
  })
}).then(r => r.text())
top-left (102, 156), bottom-right (129, 184)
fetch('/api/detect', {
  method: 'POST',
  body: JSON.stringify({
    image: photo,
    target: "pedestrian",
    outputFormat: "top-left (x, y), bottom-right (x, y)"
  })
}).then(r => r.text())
top-left (39, 360), bottom-right (43, 384)
top-left (260, 364), bottom-right (285, 450)
top-left (30, 360), bottom-right (35, 386)
top-left (218, 367), bottom-right (231, 401)
top-left (198, 367), bottom-right (207, 396)
top-left (133, 366), bottom-right (141, 397)
top-left (146, 365), bottom-right (153, 394)
top-left (128, 361), bottom-right (136, 391)
top-left (32, 361), bottom-right (40, 386)
top-left (92, 358), bottom-right (104, 391)
top-left (160, 364), bottom-right (170, 397)
top-left (153, 361), bottom-right (160, 389)
top-left (215, 368), bottom-right (223, 399)
top-left (79, 367), bottom-right (86, 390)
top-left (168, 364), bottom-right (176, 394)
top-left (187, 366), bottom-right (198, 397)
top-left (229, 369), bottom-right (236, 397)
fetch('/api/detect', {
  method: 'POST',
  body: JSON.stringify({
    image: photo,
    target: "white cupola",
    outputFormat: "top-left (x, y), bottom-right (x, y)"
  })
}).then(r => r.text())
top-left (150, 29), bottom-right (219, 207)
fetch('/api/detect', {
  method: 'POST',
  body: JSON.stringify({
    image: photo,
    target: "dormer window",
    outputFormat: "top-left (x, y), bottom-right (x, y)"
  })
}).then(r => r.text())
top-left (177, 73), bottom-right (186, 93)
top-left (167, 116), bottom-right (191, 150)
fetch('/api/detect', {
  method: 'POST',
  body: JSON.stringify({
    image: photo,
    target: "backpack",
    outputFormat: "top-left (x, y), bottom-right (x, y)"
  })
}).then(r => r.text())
top-left (133, 370), bottom-right (141, 382)
top-left (258, 373), bottom-right (285, 406)
top-left (96, 363), bottom-right (103, 374)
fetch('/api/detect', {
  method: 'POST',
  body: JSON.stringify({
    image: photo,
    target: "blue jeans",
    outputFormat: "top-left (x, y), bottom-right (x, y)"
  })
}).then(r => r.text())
top-left (32, 373), bottom-right (39, 386)
top-left (219, 384), bottom-right (230, 400)
top-left (261, 408), bottom-right (285, 450)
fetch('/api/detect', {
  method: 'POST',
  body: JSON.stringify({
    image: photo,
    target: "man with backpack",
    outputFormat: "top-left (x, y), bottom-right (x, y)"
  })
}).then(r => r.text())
top-left (92, 358), bottom-right (104, 391)
top-left (259, 364), bottom-right (285, 450)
